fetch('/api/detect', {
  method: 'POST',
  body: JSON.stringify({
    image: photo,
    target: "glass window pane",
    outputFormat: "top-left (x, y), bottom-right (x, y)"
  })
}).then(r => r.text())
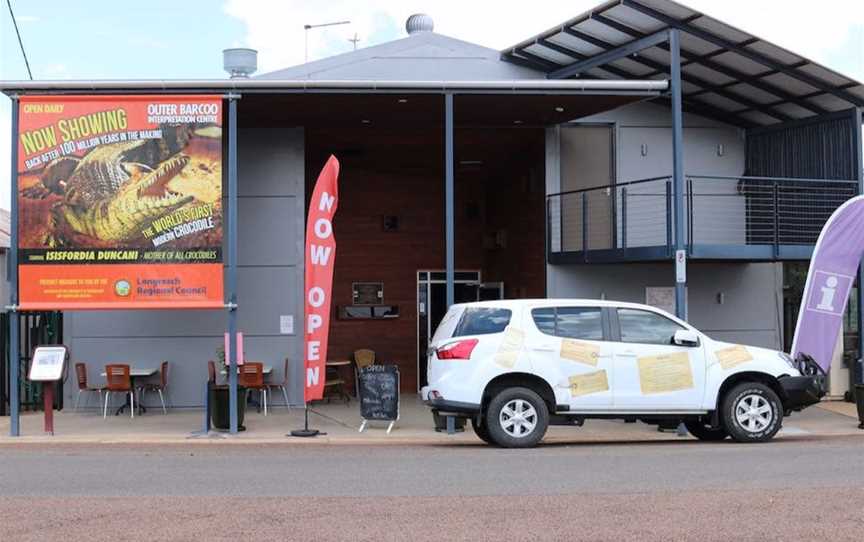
top-left (531, 308), bottom-right (556, 336)
top-left (453, 308), bottom-right (512, 337)
top-left (618, 309), bottom-right (683, 345)
top-left (556, 307), bottom-right (603, 340)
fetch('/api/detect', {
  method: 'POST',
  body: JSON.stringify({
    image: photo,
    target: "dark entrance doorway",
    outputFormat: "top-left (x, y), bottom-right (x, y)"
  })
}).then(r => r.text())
top-left (416, 271), bottom-right (504, 390)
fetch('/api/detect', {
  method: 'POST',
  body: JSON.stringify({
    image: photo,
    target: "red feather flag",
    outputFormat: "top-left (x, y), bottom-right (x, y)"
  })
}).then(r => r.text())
top-left (304, 156), bottom-right (340, 402)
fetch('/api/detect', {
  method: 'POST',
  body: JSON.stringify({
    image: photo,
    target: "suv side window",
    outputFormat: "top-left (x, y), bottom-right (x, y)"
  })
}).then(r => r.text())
top-left (617, 308), bottom-right (684, 345)
top-left (531, 307), bottom-right (604, 340)
top-left (452, 308), bottom-right (512, 337)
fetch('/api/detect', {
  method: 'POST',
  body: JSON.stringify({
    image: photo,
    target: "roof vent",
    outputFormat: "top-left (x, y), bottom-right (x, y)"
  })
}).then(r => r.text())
top-left (223, 48), bottom-right (258, 79)
top-left (406, 14), bottom-right (434, 35)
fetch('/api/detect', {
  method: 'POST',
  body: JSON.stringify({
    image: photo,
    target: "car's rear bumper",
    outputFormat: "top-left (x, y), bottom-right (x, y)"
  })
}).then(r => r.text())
top-left (779, 375), bottom-right (825, 411)
top-left (424, 397), bottom-right (481, 415)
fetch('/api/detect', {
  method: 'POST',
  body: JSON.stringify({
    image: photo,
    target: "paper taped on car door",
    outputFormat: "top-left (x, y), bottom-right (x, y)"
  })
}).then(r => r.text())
top-left (637, 352), bottom-right (694, 394)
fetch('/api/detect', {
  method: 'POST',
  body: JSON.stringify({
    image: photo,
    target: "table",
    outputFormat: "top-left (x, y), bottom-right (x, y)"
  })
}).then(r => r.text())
top-left (219, 365), bottom-right (273, 378)
top-left (100, 367), bottom-right (158, 416)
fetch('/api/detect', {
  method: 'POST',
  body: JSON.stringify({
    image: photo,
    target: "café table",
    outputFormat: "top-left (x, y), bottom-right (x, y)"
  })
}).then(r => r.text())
top-left (219, 364), bottom-right (273, 377)
top-left (100, 367), bottom-right (158, 416)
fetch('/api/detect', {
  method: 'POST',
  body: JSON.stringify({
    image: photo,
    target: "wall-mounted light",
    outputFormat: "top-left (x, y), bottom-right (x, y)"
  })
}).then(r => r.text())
top-left (716, 292), bottom-right (725, 304)
top-left (361, 119), bottom-right (371, 124)
top-left (513, 120), bottom-right (523, 125)
top-left (397, 98), bottom-right (408, 104)
top-left (717, 143), bottom-right (725, 157)
top-left (641, 143), bottom-right (648, 157)
top-left (554, 106), bottom-right (565, 113)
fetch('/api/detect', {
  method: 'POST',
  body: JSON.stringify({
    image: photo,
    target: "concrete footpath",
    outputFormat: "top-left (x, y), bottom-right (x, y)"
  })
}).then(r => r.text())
top-left (0, 396), bottom-right (861, 445)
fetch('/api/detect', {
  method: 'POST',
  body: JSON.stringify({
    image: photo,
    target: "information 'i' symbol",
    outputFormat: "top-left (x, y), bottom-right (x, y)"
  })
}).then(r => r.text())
top-left (816, 275), bottom-right (839, 311)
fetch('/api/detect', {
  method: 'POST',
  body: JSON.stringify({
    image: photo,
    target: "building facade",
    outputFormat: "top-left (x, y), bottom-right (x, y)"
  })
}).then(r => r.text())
top-left (2, 0), bottom-right (863, 418)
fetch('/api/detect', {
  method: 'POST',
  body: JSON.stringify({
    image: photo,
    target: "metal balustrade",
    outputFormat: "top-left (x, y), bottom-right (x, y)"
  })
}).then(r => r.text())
top-left (547, 175), bottom-right (858, 262)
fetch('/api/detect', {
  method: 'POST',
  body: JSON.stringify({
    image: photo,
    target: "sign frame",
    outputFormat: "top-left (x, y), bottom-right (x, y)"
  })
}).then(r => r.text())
top-left (358, 364), bottom-right (400, 434)
top-left (27, 345), bottom-right (69, 382)
top-left (16, 94), bottom-right (225, 311)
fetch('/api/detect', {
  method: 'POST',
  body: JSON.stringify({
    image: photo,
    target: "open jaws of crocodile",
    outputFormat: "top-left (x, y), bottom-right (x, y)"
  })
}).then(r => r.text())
top-left (61, 154), bottom-right (194, 242)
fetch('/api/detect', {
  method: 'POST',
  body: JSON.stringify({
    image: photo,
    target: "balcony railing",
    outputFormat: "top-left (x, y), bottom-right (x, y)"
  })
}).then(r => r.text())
top-left (547, 175), bottom-right (859, 263)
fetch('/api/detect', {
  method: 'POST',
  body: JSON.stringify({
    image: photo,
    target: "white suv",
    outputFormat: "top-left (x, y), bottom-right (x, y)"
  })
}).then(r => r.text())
top-left (422, 299), bottom-right (825, 448)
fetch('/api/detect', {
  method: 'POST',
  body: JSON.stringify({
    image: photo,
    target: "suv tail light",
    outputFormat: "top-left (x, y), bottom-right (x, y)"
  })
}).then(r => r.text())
top-left (436, 338), bottom-right (479, 360)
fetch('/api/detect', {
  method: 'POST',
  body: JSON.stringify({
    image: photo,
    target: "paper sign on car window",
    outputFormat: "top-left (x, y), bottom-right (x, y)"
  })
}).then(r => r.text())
top-left (714, 345), bottom-right (754, 370)
top-left (568, 370), bottom-right (609, 397)
top-left (494, 326), bottom-right (525, 368)
top-left (637, 352), bottom-right (694, 394)
top-left (560, 339), bottom-right (600, 366)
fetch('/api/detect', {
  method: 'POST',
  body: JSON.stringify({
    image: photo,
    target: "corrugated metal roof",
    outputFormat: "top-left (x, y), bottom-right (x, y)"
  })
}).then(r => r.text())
top-left (502, 0), bottom-right (864, 127)
top-left (258, 31), bottom-right (545, 82)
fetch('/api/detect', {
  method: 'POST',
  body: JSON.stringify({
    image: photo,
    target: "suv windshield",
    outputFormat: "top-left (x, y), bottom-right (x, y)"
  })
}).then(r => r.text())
top-left (453, 307), bottom-right (512, 337)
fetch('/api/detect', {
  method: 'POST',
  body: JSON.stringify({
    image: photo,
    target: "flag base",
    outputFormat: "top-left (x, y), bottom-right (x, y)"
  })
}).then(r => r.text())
top-left (289, 428), bottom-right (320, 437)
top-left (288, 403), bottom-right (323, 438)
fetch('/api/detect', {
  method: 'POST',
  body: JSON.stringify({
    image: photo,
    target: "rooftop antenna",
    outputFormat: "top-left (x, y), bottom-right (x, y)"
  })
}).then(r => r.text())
top-left (304, 20), bottom-right (350, 64)
top-left (348, 32), bottom-right (361, 51)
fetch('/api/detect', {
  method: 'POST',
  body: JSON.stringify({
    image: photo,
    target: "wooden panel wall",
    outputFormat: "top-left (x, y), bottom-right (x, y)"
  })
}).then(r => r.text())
top-left (307, 127), bottom-right (545, 390)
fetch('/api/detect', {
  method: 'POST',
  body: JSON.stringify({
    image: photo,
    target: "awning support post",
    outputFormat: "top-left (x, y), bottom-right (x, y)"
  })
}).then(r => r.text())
top-left (670, 29), bottom-right (687, 321)
top-left (227, 96), bottom-right (239, 434)
top-left (444, 93), bottom-right (455, 308)
top-left (854, 107), bottom-right (864, 384)
top-left (8, 96), bottom-right (20, 437)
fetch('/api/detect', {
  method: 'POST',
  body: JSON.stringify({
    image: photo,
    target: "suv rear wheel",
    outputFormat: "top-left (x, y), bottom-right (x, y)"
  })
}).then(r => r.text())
top-left (470, 419), bottom-right (494, 445)
top-left (721, 382), bottom-right (782, 443)
top-left (485, 387), bottom-right (549, 448)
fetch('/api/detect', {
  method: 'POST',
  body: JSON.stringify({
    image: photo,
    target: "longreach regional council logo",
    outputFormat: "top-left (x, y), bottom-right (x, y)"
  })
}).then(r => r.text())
top-left (114, 280), bottom-right (131, 297)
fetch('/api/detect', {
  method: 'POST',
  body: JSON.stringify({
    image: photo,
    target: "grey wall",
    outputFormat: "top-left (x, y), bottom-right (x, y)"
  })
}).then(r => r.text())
top-left (546, 102), bottom-right (782, 350)
top-left (63, 127), bottom-right (305, 408)
top-left (549, 102), bottom-right (748, 249)
top-left (546, 262), bottom-right (784, 350)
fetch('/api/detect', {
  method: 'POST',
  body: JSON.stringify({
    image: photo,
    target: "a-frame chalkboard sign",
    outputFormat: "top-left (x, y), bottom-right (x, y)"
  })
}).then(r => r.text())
top-left (358, 365), bottom-right (399, 434)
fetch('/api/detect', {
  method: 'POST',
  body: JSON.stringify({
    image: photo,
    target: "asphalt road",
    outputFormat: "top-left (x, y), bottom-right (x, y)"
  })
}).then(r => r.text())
top-left (1, 437), bottom-right (863, 541)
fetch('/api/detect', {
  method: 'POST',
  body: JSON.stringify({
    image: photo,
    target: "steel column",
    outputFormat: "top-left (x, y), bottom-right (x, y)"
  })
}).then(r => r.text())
top-left (621, 187), bottom-right (628, 249)
top-left (854, 107), bottom-right (864, 385)
top-left (444, 94), bottom-right (455, 307)
top-left (9, 97), bottom-right (19, 436)
top-left (582, 192), bottom-right (588, 262)
top-left (670, 29), bottom-right (687, 320)
top-left (227, 97), bottom-right (239, 434)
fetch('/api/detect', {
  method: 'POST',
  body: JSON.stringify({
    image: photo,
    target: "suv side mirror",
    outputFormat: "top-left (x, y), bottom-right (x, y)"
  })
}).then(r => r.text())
top-left (673, 329), bottom-right (700, 347)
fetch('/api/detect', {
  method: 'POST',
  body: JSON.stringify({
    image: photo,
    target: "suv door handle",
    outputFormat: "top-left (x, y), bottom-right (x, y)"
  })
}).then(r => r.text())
top-left (618, 350), bottom-right (637, 357)
top-left (531, 343), bottom-right (556, 352)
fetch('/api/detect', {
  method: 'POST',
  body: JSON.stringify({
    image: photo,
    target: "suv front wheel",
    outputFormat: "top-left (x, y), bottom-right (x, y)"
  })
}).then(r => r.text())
top-left (485, 387), bottom-right (549, 448)
top-left (721, 382), bottom-right (783, 443)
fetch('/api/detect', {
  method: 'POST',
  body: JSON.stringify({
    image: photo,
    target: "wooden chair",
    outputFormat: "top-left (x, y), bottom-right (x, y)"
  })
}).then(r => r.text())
top-left (323, 365), bottom-right (349, 404)
top-left (266, 358), bottom-right (291, 410)
top-left (140, 361), bottom-right (169, 414)
top-left (353, 349), bottom-right (376, 397)
top-left (103, 364), bottom-right (134, 419)
top-left (239, 362), bottom-right (268, 415)
top-left (74, 363), bottom-right (105, 412)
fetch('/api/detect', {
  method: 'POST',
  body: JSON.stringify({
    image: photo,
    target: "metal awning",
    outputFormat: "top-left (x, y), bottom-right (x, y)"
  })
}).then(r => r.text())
top-left (503, 0), bottom-right (864, 127)
top-left (0, 78), bottom-right (666, 95)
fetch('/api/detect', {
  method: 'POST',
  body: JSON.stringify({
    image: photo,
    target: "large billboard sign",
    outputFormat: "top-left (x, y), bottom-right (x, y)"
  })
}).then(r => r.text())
top-left (16, 95), bottom-right (224, 310)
